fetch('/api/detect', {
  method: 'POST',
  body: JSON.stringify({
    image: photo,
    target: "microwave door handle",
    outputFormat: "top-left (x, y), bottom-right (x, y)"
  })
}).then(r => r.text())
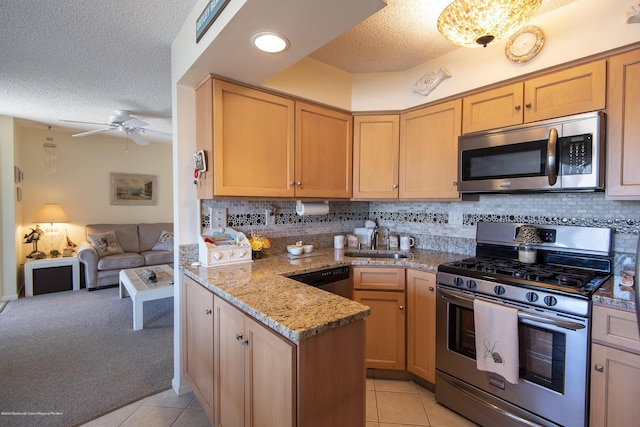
top-left (547, 128), bottom-right (558, 186)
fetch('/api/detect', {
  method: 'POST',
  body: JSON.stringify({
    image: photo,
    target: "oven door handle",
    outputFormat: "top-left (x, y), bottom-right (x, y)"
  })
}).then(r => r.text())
top-left (439, 289), bottom-right (586, 331)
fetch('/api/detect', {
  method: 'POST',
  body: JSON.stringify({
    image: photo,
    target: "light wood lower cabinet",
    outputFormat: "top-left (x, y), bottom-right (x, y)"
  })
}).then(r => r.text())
top-left (590, 304), bottom-right (640, 426)
top-left (406, 270), bottom-right (436, 383)
top-left (606, 47), bottom-right (640, 199)
top-left (183, 275), bottom-right (214, 423)
top-left (214, 295), bottom-right (295, 427)
top-left (353, 267), bottom-right (406, 370)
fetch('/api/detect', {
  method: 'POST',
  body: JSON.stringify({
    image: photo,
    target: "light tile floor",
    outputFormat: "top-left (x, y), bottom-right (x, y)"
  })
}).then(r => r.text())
top-left (82, 379), bottom-right (477, 427)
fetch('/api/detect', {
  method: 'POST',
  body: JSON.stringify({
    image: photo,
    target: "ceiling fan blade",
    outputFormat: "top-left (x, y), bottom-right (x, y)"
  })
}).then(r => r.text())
top-left (138, 128), bottom-right (173, 141)
top-left (72, 127), bottom-right (115, 137)
top-left (122, 118), bottom-right (148, 128)
top-left (127, 130), bottom-right (150, 146)
top-left (61, 119), bottom-right (111, 126)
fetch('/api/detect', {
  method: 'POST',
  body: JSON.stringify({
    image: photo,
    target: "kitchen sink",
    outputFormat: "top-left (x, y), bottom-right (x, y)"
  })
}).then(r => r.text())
top-left (344, 251), bottom-right (409, 259)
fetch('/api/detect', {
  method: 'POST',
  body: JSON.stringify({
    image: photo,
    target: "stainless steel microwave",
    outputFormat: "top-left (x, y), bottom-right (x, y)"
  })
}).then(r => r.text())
top-left (458, 111), bottom-right (605, 193)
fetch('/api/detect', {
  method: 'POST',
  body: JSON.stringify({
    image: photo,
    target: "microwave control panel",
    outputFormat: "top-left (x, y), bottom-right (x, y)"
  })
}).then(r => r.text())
top-left (560, 134), bottom-right (592, 175)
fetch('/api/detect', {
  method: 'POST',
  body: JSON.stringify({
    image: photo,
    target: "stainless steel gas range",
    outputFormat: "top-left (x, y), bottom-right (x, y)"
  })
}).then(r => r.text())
top-left (436, 221), bottom-right (613, 427)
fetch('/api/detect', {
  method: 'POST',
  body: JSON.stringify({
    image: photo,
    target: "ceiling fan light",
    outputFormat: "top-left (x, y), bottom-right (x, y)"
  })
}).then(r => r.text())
top-left (251, 32), bottom-right (289, 53)
top-left (437, 0), bottom-right (542, 48)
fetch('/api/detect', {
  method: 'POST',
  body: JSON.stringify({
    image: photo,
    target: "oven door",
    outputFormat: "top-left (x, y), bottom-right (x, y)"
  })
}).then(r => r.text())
top-left (436, 285), bottom-right (590, 427)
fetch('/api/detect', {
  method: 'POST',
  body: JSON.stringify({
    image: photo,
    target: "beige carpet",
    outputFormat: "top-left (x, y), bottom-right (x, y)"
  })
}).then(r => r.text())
top-left (0, 287), bottom-right (173, 427)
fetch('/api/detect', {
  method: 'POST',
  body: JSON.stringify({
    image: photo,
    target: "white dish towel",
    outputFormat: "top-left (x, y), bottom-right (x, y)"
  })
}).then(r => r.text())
top-left (473, 298), bottom-right (520, 384)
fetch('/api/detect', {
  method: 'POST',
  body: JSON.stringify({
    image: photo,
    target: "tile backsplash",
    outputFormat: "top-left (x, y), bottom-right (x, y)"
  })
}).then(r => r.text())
top-left (201, 192), bottom-right (639, 260)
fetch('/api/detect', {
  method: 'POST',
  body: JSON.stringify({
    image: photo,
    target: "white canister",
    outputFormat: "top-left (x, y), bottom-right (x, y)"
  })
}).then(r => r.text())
top-left (334, 235), bottom-right (346, 249)
top-left (400, 235), bottom-right (415, 250)
top-left (388, 234), bottom-right (399, 249)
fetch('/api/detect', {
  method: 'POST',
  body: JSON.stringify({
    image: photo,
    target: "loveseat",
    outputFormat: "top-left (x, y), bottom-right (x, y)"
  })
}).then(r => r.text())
top-left (77, 223), bottom-right (173, 290)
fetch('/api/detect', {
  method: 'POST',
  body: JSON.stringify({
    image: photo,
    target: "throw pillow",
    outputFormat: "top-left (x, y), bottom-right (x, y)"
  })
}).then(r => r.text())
top-left (88, 231), bottom-right (124, 257)
top-left (152, 230), bottom-right (174, 251)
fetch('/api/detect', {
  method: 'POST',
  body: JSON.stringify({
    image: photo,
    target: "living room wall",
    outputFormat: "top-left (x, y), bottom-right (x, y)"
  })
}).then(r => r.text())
top-left (17, 125), bottom-right (173, 260)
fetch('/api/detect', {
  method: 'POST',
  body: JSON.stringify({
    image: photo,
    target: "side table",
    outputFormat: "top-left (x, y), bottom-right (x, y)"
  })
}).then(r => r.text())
top-left (24, 256), bottom-right (80, 297)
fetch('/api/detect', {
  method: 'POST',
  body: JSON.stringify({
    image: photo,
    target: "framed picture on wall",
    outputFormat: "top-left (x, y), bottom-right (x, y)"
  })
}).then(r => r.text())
top-left (110, 173), bottom-right (158, 206)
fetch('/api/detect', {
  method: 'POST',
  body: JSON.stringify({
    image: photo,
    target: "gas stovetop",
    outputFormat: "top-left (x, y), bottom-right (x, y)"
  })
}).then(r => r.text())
top-left (436, 222), bottom-right (613, 316)
top-left (439, 256), bottom-right (609, 294)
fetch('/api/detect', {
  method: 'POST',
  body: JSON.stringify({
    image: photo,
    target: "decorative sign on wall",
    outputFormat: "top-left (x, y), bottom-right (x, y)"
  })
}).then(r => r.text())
top-left (196, 0), bottom-right (230, 42)
top-left (110, 173), bottom-right (158, 206)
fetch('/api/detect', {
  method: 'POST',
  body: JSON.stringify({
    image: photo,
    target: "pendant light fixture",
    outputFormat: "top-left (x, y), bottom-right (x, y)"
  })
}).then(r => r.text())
top-left (437, 0), bottom-right (542, 48)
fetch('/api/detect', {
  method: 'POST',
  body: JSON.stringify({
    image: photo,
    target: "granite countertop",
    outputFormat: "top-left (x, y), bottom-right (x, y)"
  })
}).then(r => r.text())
top-left (593, 275), bottom-right (637, 312)
top-left (180, 248), bottom-right (466, 343)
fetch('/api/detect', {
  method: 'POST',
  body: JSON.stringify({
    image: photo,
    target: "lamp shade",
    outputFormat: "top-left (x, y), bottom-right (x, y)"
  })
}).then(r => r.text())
top-left (437, 0), bottom-right (542, 47)
top-left (33, 203), bottom-right (70, 224)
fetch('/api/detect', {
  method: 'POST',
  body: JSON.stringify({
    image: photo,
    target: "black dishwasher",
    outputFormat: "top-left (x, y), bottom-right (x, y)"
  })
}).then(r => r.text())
top-left (288, 266), bottom-right (352, 299)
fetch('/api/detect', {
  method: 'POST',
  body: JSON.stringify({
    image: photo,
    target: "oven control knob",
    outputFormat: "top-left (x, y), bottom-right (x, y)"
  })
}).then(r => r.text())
top-left (493, 285), bottom-right (506, 296)
top-left (466, 280), bottom-right (477, 289)
top-left (526, 292), bottom-right (538, 302)
top-left (544, 296), bottom-right (558, 306)
top-left (454, 277), bottom-right (465, 287)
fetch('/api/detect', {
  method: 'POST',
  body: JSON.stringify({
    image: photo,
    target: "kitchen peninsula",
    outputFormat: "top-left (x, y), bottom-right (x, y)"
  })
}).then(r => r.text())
top-left (179, 247), bottom-right (464, 426)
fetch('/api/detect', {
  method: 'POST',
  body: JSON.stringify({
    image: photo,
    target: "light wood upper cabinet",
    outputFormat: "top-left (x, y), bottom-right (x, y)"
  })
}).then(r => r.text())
top-left (462, 83), bottom-right (523, 134)
top-left (462, 60), bottom-right (606, 134)
top-left (352, 115), bottom-right (400, 200)
top-left (400, 99), bottom-right (462, 200)
top-left (590, 304), bottom-right (640, 427)
top-left (606, 48), bottom-right (640, 199)
top-left (183, 275), bottom-right (214, 424)
top-left (212, 80), bottom-right (296, 198)
top-left (406, 269), bottom-right (436, 383)
top-left (295, 101), bottom-right (353, 198)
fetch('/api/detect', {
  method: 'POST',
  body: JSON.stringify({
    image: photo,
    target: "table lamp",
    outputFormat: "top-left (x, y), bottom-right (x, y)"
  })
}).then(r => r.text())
top-left (33, 203), bottom-right (70, 257)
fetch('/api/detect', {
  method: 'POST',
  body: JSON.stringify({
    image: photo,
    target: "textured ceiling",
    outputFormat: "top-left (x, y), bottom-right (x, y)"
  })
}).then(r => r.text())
top-left (1, 0), bottom-right (577, 142)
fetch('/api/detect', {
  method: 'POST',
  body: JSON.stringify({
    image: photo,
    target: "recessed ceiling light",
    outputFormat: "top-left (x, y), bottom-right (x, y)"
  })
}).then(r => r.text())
top-left (251, 32), bottom-right (289, 53)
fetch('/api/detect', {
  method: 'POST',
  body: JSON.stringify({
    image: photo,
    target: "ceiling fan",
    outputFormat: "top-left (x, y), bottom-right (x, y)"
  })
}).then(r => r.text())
top-left (61, 110), bottom-right (172, 145)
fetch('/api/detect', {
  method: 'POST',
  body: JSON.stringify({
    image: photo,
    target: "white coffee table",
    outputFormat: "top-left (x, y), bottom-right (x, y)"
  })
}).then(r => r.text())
top-left (119, 264), bottom-right (174, 331)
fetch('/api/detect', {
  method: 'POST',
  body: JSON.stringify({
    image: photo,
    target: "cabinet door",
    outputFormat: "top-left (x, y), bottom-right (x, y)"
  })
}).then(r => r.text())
top-left (606, 48), bottom-right (640, 199)
top-left (523, 60), bottom-right (606, 123)
top-left (195, 76), bottom-right (214, 199)
top-left (352, 115), bottom-right (400, 199)
top-left (354, 290), bottom-right (405, 370)
top-left (462, 83), bottom-right (524, 134)
top-left (214, 296), bottom-right (246, 427)
top-left (295, 101), bottom-right (353, 198)
top-left (399, 99), bottom-right (461, 200)
top-left (590, 343), bottom-right (640, 427)
top-left (184, 276), bottom-right (215, 423)
top-left (212, 80), bottom-right (295, 198)
top-left (406, 270), bottom-right (436, 383)
top-left (244, 315), bottom-right (295, 427)
top-left (353, 266), bottom-right (405, 291)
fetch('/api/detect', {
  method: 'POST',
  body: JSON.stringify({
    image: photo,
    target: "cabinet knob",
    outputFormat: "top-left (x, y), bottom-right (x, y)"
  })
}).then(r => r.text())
top-left (240, 338), bottom-right (249, 346)
top-left (594, 364), bottom-right (604, 372)
top-left (399, 305), bottom-right (404, 311)
top-left (525, 103), bottom-right (532, 109)
top-left (515, 105), bottom-right (521, 111)
top-left (297, 181), bottom-right (302, 186)
top-left (393, 184), bottom-right (398, 189)
top-left (205, 309), bottom-right (212, 315)
top-left (429, 286), bottom-right (435, 292)
top-left (289, 181), bottom-right (295, 186)
top-left (235, 333), bottom-right (244, 341)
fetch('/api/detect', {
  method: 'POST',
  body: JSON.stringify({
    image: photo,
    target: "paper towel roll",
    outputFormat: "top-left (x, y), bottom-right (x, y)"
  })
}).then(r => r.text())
top-left (296, 201), bottom-right (329, 216)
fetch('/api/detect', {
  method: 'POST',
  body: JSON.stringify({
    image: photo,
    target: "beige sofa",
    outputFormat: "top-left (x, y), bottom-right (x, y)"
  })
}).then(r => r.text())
top-left (77, 223), bottom-right (173, 290)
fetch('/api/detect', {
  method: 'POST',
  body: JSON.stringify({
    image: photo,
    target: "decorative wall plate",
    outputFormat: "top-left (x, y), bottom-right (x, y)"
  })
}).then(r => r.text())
top-left (505, 26), bottom-right (545, 63)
